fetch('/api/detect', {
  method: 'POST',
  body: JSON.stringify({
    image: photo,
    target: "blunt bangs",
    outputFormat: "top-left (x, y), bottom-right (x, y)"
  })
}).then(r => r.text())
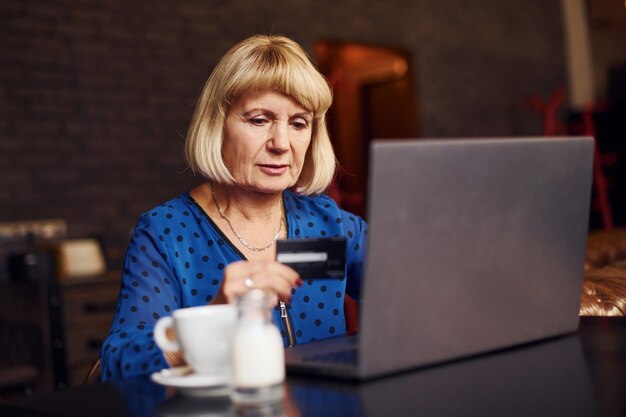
top-left (221, 39), bottom-right (332, 116)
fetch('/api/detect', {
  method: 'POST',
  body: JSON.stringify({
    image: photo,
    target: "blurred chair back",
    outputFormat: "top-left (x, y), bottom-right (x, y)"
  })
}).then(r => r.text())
top-left (0, 319), bottom-right (44, 396)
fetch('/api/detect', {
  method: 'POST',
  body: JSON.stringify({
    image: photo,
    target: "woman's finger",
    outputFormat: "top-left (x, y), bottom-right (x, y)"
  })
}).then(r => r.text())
top-left (222, 260), bottom-right (302, 303)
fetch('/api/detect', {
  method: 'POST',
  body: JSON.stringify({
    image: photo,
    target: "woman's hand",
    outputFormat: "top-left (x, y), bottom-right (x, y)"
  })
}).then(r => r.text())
top-left (163, 350), bottom-right (186, 367)
top-left (212, 260), bottom-right (303, 304)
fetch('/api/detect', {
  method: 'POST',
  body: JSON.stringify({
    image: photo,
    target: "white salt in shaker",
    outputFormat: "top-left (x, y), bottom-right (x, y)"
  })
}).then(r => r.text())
top-left (232, 289), bottom-right (285, 405)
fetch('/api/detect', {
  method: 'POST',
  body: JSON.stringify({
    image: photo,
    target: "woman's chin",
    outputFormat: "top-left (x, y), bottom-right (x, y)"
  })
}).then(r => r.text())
top-left (240, 179), bottom-right (295, 195)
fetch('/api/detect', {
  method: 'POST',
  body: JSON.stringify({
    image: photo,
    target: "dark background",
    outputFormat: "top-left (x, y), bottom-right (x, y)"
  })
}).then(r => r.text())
top-left (1, 0), bottom-right (621, 268)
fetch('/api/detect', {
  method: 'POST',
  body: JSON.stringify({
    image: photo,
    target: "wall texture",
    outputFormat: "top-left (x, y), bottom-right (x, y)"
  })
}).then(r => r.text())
top-left (0, 0), bottom-right (566, 266)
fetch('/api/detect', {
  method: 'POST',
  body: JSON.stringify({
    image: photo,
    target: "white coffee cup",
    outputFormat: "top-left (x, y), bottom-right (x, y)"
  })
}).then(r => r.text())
top-left (154, 304), bottom-right (237, 378)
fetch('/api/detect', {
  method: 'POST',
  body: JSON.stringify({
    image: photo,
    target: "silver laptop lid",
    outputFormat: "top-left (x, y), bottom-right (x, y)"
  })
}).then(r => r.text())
top-left (359, 137), bottom-right (593, 377)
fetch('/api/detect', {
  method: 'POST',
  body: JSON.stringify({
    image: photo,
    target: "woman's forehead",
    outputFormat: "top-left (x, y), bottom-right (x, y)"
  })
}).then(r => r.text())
top-left (230, 89), bottom-right (312, 114)
top-left (226, 73), bottom-right (324, 112)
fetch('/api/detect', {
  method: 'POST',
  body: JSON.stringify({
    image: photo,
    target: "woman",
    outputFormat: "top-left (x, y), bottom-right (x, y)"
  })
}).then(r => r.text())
top-left (100, 35), bottom-right (367, 380)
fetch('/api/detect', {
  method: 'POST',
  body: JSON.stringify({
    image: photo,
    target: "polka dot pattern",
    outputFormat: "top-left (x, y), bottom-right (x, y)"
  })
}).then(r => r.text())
top-left (101, 190), bottom-right (367, 381)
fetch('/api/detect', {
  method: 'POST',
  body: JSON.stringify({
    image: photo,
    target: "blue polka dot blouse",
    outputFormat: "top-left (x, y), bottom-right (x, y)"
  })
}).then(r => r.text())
top-left (100, 190), bottom-right (367, 381)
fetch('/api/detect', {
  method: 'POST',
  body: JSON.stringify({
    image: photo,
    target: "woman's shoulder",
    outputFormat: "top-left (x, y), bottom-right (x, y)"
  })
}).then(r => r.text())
top-left (284, 190), bottom-right (366, 227)
top-left (139, 192), bottom-right (195, 220)
top-left (284, 190), bottom-right (338, 212)
top-left (131, 193), bottom-right (198, 234)
top-left (285, 191), bottom-right (346, 222)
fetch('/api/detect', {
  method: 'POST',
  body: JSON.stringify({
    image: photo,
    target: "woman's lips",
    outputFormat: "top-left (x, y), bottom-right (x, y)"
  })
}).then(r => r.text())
top-left (259, 164), bottom-right (289, 175)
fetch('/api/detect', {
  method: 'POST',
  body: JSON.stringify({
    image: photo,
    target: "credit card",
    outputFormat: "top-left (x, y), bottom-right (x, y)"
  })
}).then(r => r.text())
top-left (276, 238), bottom-right (346, 279)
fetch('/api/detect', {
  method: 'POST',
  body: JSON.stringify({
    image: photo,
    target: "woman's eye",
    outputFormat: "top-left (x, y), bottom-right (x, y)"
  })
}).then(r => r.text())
top-left (249, 117), bottom-right (269, 126)
top-left (291, 119), bottom-right (309, 130)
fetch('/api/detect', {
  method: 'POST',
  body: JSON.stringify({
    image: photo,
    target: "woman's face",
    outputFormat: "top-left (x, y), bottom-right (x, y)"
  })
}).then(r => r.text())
top-left (222, 90), bottom-right (313, 194)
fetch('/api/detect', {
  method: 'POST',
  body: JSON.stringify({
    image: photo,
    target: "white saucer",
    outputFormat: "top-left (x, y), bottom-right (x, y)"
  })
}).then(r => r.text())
top-left (151, 368), bottom-right (231, 397)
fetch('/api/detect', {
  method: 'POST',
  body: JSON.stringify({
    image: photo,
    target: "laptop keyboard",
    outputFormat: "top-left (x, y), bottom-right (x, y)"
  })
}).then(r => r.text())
top-left (302, 348), bottom-right (358, 364)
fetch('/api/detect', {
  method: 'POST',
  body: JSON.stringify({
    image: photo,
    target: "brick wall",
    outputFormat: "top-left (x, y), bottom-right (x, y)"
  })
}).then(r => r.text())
top-left (0, 0), bottom-right (565, 266)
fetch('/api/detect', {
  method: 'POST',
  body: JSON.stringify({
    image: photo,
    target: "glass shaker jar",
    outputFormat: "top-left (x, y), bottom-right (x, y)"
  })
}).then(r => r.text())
top-left (232, 289), bottom-right (285, 405)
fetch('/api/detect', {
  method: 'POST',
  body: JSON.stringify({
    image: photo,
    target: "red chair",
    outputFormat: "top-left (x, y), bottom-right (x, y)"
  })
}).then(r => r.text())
top-left (524, 87), bottom-right (618, 230)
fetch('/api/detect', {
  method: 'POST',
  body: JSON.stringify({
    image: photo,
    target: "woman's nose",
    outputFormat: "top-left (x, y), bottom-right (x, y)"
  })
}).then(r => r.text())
top-left (268, 122), bottom-right (290, 151)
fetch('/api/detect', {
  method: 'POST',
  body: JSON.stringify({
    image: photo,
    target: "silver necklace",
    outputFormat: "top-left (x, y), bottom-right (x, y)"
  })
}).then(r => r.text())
top-left (211, 183), bottom-right (284, 252)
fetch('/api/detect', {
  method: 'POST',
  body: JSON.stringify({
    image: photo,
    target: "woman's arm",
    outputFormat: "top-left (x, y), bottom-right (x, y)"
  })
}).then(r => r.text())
top-left (343, 211), bottom-right (368, 302)
top-left (100, 214), bottom-right (182, 380)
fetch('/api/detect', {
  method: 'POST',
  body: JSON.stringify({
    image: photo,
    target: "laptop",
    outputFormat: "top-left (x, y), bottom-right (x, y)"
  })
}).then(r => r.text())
top-left (285, 136), bottom-right (594, 380)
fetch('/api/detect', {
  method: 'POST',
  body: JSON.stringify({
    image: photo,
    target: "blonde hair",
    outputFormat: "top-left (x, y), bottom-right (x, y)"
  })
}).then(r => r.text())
top-left (579, 267), bottom-right (626, 316)
top-left (185, 35), bottom-right (336, 195)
